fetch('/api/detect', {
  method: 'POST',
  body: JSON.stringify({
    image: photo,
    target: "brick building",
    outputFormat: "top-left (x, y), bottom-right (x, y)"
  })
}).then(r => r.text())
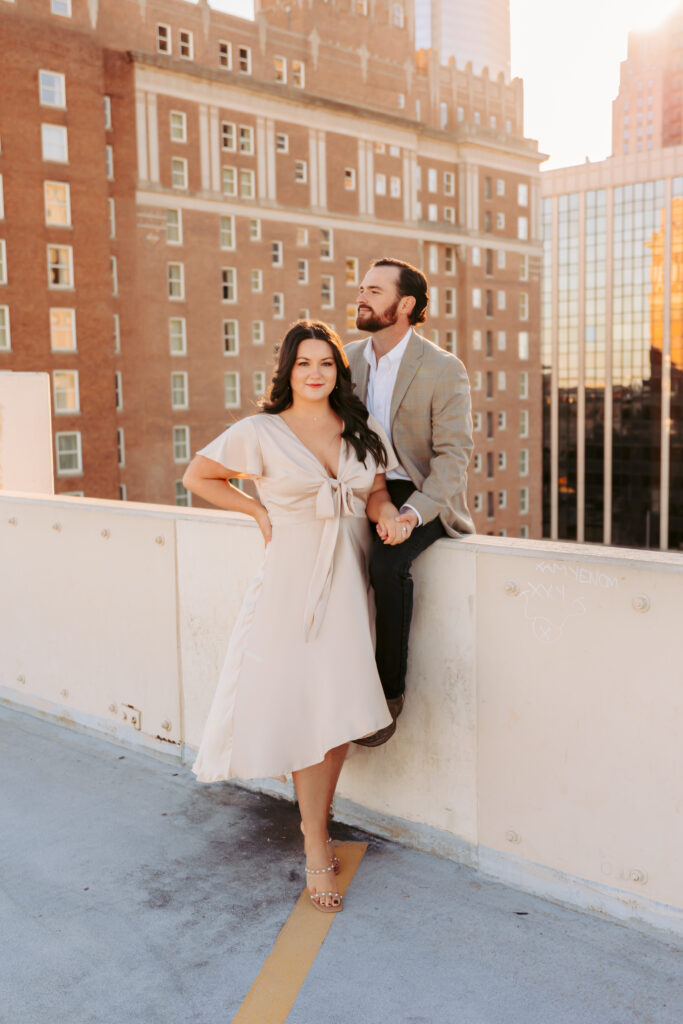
top-left (0, 0), bottom-right (544, 538)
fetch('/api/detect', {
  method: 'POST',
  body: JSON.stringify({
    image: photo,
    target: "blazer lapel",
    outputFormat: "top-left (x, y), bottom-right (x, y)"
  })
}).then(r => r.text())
top-left (354, 350), bottom-right (370, 403)
top-left (390, 330), bottom-right (422, 426)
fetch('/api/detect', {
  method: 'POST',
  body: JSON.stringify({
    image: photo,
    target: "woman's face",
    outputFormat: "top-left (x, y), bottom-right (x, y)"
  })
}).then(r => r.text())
top-left (289, 338), bottom-right (338, 404)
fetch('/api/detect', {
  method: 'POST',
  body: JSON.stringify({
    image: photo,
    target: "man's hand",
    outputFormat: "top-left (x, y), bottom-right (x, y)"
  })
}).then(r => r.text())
top-left (377, 507), bottom-right (417, 545)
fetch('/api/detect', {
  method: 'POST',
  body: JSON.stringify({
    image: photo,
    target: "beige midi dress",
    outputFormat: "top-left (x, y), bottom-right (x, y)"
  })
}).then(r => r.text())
top-left (192, 412), bottom-right (395, 783)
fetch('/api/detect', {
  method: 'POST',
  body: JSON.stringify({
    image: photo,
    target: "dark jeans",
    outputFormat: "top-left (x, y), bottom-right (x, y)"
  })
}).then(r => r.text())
top-left (369, 480), bottom-right (446, 701)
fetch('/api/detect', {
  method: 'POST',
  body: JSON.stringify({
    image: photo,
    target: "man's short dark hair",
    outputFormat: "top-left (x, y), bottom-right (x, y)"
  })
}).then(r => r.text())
top-left (371, 257), bottom-right (429, 325)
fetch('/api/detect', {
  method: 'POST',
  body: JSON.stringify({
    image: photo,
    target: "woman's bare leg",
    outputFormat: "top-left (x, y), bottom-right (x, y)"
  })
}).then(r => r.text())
top-left (293, 743), bottom-right (349, 908)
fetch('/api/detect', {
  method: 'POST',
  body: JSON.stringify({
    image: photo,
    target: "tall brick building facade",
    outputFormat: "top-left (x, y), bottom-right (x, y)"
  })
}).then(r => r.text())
top-left (0, 0), bottom-right (544, 538)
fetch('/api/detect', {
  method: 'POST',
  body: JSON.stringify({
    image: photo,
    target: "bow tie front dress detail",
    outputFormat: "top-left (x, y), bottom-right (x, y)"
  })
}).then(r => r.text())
top-left (192, 413), bottom-right (395, 783)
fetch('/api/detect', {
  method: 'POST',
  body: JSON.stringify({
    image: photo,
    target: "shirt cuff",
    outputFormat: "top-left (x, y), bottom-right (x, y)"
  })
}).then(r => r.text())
top-left (399, 503), bottom-right (423, 527)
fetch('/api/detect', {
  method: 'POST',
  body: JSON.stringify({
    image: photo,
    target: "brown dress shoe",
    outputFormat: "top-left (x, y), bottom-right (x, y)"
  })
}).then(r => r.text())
top-left (353, 694), bottom-right (405, 747)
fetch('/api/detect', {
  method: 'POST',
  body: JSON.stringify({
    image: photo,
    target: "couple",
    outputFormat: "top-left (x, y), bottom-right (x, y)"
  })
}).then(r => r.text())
top-left (184, 258), bottom-right (474, 914)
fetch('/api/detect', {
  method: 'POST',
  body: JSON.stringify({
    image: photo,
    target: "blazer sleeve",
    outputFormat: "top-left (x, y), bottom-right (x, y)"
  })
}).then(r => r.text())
top-left (405, 360), bottom-right (474, 525)
top-left (196, 417), bottom-right (263, 479)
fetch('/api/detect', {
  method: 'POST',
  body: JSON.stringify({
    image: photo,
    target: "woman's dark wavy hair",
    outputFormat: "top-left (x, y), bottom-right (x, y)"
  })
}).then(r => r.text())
top-left (260, 320), bottom-right (387, 468)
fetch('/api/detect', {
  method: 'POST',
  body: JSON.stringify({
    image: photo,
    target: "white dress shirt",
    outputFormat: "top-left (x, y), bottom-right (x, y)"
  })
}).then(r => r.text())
top-left (363, 330), bottom-right (422, 524)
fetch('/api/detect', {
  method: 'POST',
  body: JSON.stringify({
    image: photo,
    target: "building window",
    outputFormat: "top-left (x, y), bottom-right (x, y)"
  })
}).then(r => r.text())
top-left (485, 290), bottom-right (493, 317)
top-left (430, 286), bottom-right (439, 317)
top-left (253, 371), bottom-right (266, 397)
top-left (519, 294), bottom-right (529, 321)
top-left (295, 161), bottom-right (308, 184)
top-left (44, 181), bottom-right (71, 226)
top-left (345, 257), bottom-right (358, 285)
top-left (444, 246), bottom-right (455, 274)
top-left (518, 183), bottom-right (529, 207)
top-left (298, 259), bottom-right (309, 284)
top-left (472, 371), bottom-right (482, 391)
top-left (292, 60), bottom-right (305, 88)
top-left (497, 290), bottom-right (506, 311)
top-left (519, 488), bottom-right (529, 515)
top-left (439, 102), bottom-right (448, 129)
top-left (169, 317), bottom-right (187, 355)
top-left (156, 24), bottom-right (171, 54)
top-left (179, 30), bottom-right (193, 60)
top-left (238, 46), bottom-right (251, 74)
top-left (274, 56), bottom-right (287, 83)
top-left (472, 288), bottom-right (481, 309)
top-left (473, 413), bottom-right (482, 432)
top-left (219, 215), bottom-right (235, 249)
top-left (392, 4), bottom-right (405, 29)
top-left (472, 246), bottom-right (481, 267)
top-left (498, 490), bottom-right (507, 510)
top-left (224, 371), bottom-right (240, 408)
top-left (518, 331), bottom-right (529, 359)
top-left (273, 293), bottom-right (284, 318)
top-left (53, 370), bottom-right (79, 413)
top-left (116, 427), bottom-right (125, 468)
top-left (108, 197), bottom-right (116, 238)
top-left (252, 321), bottom-right (264, 345)
top-left (249, 218), bottom-right (261, 241)
top-left (518, 216), bottom-right (529, 240)
top-left (272, 240), bottom-right (283, 267)
top-left (171, 425), bottom-right (189, 464)
top-left (473, 454), bottom-right (482, 473)
top-left (496, 179), bottom-right (505, 196)
top-left (246, 269), bottom-right (261, 295)
top-left (519, 371), bottom-right (529, 399)
top-left (498, 451), bottom-right (507, 470)
top-left (520, 410), bottom-right (529, 438)
top-left (519, 449), bottom-right (529, 476)
top-left (375, 173), bottom-right (386, 196)
top-left (222, 166), bottom-right (236, 196)
top-left (104, 144), bottom-right (114, 180)
top-left (113, 313), bottom-right (120, 353)
top-left (218, 41), bottom-right (232, 69)
top-left (171, 157), bottom-right (187, 189)
top-left (398, 93), bottom-right (405, 109)
top-left (222, 268), bottom-right (237, 302)
top-left (51, 0), bottom-right (72, 15)
top-left (110, 256), bottom-right (118, 296)
top-left (276, 133), bottom-right (289, 153)
top-left (473, 493), bottom-right (483, 513)
top-left (445, 330), bottom-right (456, 354)
top-left (221, 121), bottom-right (236, 151)
top-left (171, 371), bottom-right (188, 409)
top-left (41, 124), bottom-right (68, 162)
top-left (345, 167), bottom-right (356, 191)
top-left (486, 372), bottom-right (493, 399)
top-left (497, 371), bottom-right (506, 390)
top-left (223, 319), bottom-right (239, 355)
top-left (239, 125), bottom-right (254, 154)
top-left (427, 168), bottom-right (437, 193)
top-left (390, 176), bottom-right (401, 198)
top-left (167, 262), bottom-right (184, 300)
top-left (445, 288), bottom-right (456, 317)
top-left (321, 229), bottom-right (333, 260)
top-left (296, 228), bottom-right (309, 247)
top-left (443, 171), bottom-right (455, 196)
top-left (39, 70), bottom-right (66, 108)
top-left (497, 249), bottom-right (506, 270)
top-left (175, 481), bottom-right (191, 507)
top-left (346, 304), bottom-right (357, 330)
top-left (56, 431), bottom-right (82, 475)
top-left (112, 371), bottom-right (122, 411)
top-left (496, 212), bottom-right (505, 230)
top-left (0, 306), bottom-right (10, 351)
top-left (170, 111), bottom-right (187, 142)
top-left (47, 245), bottom-right (73, 289)
top-left (50, 308), bottom-right (76, 351)
top-left (240, 169), bottom-right (255, 198)
top-left (321, 275), bottom-right (334, 308)
top-left (166, 209), bottom-right (182, 244)
top-left (498, 331), bottom-right (506, 351)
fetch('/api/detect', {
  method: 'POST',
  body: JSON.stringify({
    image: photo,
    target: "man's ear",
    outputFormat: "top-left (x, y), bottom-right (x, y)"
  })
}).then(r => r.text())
top-left (400, 295), bottom-right (416, 318)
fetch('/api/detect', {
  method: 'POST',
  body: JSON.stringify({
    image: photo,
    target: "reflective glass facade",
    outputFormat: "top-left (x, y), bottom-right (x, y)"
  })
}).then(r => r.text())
top-left (543, 175), bottom-right (683, 551)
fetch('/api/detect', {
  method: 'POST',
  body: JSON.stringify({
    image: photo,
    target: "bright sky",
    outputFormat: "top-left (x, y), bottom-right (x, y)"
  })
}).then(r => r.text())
top-left (208, 0), bottom-right (682, 169)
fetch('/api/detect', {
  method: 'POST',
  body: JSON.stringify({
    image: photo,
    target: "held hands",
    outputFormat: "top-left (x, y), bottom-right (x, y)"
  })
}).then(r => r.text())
top-left (376, 506), bottom-right (418, 546)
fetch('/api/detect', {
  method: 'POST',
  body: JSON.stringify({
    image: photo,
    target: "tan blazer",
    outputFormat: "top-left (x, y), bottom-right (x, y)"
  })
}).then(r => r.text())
top-left (346, 330), bottom-right (475, 537)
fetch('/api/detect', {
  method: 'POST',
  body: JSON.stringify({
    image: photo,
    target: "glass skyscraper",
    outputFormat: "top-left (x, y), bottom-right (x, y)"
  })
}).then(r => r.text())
top-left (542, 159), bottom-right (683, 551)
top-left (414, 0), bottom-right (511, 82)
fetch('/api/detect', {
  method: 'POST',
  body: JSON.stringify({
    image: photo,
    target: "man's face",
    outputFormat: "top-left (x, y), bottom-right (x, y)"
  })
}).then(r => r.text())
top-left (356, 266), bottom-right (403, 332)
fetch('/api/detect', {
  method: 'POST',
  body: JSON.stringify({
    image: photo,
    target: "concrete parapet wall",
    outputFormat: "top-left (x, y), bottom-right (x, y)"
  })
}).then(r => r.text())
top-left (1, 491), bottom-right (682, 938)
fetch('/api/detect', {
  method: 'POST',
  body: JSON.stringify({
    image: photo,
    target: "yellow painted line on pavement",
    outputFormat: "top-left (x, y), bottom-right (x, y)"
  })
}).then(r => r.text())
top-left (231, 841), bottom-right (368, 1024)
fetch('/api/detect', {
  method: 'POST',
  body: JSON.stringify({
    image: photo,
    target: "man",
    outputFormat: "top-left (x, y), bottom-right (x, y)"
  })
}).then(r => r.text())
top-left (347, 257), bottom-right (474, 746)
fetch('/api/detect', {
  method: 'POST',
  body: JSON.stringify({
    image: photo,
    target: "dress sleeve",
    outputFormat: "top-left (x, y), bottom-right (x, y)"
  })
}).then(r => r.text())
top-left (196, 417), bottom-right (263, 478)
top-left (367, 415), bottom-right (399, 474)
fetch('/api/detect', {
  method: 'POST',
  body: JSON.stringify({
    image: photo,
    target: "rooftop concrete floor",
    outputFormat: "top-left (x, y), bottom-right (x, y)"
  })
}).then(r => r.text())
top-left (1, 703), bottom-right (682, 1024)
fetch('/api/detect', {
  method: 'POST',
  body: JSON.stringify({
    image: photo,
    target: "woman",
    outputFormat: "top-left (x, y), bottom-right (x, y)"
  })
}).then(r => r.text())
top-left (183, 320), bottom-right (408, 914)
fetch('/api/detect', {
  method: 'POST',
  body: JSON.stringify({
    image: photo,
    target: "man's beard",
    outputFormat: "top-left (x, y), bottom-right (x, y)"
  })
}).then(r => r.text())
top-left (356, 300), bottom-right (400, 333)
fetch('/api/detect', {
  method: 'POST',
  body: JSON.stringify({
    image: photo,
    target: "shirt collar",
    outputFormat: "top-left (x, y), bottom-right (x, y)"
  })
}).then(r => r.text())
top-left (363, 328), bottom-right (412, 370)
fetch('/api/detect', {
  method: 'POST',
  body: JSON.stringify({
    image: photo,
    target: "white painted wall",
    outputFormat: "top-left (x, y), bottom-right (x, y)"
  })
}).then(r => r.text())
top-left (1, 492), bottom-right (682, 937)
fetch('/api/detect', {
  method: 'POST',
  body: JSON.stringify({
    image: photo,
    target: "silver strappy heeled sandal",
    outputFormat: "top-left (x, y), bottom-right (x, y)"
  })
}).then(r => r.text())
top-left (305, 863), bottom-right (343, 914)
